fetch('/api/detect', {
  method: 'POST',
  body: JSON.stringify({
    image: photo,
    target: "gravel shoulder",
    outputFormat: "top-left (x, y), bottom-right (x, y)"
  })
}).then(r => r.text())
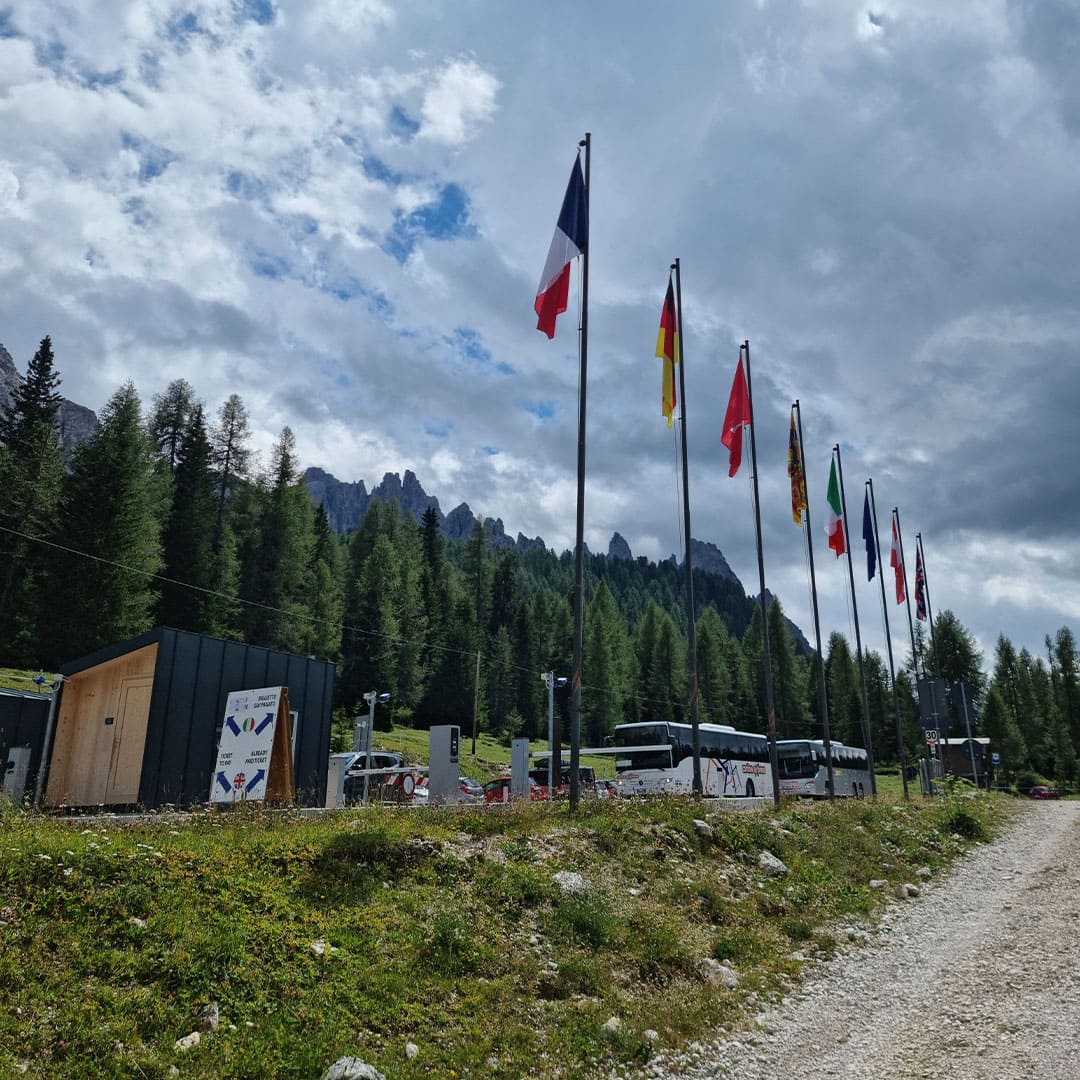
top-left (653, 800), bottom-right (1080, 1080)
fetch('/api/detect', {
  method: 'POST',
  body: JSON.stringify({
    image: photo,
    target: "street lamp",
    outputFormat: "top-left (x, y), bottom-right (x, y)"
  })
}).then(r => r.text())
top-left (359, 690), bottom-right (391, 806)
top-left (540, 673), bottom-right (567, 800)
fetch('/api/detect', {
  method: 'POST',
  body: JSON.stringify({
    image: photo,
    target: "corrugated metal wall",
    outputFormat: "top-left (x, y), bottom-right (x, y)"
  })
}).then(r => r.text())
top-left (0, 687), bottom-right (51, 801)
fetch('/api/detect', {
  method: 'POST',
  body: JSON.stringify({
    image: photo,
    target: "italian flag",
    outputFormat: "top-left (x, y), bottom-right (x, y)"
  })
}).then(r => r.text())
top-left (825, 458), bottom-right (846, 557)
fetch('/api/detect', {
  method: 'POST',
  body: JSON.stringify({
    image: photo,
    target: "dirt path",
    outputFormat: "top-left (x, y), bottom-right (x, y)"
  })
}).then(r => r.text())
top-left (656, 800), bottom-right (1080, 1080)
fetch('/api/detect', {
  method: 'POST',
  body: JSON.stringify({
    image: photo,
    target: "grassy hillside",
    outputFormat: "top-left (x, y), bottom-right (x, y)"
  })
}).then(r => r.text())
top-left (0, 792), bottom-right (1006, 1079)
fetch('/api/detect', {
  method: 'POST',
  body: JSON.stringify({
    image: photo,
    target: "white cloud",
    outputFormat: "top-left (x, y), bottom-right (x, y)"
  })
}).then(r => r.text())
top-left (418, 57), bottom-right (500, 145)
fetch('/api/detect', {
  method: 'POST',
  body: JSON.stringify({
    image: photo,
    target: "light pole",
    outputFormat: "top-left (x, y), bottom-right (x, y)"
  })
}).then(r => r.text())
top-left (360, 690), bottom-right (390, 806)
top-left (540, 672), bottom-right (567, 799)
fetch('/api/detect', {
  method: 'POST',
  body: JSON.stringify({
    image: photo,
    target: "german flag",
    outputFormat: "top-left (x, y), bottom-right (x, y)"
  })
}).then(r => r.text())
top-left (656, 277), bottom-right (679, 426)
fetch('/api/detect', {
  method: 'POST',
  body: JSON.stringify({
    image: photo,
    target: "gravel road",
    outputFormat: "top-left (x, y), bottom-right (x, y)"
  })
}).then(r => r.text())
top-left (653, 800), bottom-right (1080, 1080)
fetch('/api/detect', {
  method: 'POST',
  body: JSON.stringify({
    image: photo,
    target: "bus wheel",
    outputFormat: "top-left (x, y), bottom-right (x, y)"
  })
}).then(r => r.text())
top-left (745, 780), bottom-right (755, 798)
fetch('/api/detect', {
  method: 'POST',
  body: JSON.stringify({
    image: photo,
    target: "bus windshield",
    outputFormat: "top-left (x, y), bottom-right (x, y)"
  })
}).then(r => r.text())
top-left (776, 742), bottom-right (816, 779)
top-left (612, 724), bottom-right (673, 772)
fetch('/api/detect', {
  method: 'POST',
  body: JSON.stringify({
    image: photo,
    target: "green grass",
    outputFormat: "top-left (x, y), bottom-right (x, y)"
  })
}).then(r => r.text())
top-left (0, 791), bottom-right (1009, 1079)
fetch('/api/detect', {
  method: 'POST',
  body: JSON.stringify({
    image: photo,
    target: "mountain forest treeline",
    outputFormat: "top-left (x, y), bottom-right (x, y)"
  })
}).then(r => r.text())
top-left (1, 338), bottom-right (1078, 784)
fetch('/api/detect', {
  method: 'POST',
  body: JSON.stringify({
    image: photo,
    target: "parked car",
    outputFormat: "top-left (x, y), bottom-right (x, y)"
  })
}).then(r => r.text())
top-left (459, 775), bottom-right (484, 803)
top-left (482, 776), bottom-right (545, 803)
top-left (594, 778), bottom-right (618, 799)
top-left (341, 750), bottom-right (417, 803)
top-left (1028, 785), bottom-right (1061, 800)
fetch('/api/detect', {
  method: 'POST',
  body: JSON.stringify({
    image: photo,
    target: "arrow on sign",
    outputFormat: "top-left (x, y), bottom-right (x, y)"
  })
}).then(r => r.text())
top-left (245, 769), bottom-right (266, 792)
top-left (255, 712), bottom-right (275, 735)
top-left (225, 715), bottom-right (241, 737)
top-left (216, 771), bottom-right (231, 793)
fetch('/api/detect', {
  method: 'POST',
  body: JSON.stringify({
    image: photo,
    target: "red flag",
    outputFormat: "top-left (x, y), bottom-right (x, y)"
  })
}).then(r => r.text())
top-left (890, 516), bottom-right (905, 604)
top-left (721, 355), bottom-right (751, 477)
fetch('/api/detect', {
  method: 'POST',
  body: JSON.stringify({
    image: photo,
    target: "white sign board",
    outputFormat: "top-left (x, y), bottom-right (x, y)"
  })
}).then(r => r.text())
top-left (210, 686), bottom-right (284, 803)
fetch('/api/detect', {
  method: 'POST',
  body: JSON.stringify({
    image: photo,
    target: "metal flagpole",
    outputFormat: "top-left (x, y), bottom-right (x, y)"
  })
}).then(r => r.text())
top-left (743, 341), bottom-right (781, 806)
top-left (568, 132), bottom-right (590, 813)
top-left (868, 479), bottom-right (909, 799)
top-left (833, 445), bottom-right (877, 796)
top-left (794, 401), bottom-right (835, 800)
top-left (672, 258), bottom-right (702, 797)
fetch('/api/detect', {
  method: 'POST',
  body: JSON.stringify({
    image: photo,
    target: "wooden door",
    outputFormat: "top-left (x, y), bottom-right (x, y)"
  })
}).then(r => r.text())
top-left (104, 676), bottom-right (154, 804)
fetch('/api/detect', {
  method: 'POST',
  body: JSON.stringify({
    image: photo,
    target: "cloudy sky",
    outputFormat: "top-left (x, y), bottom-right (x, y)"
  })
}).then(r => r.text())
top-left (1, 0), bottom-right (1078, 675)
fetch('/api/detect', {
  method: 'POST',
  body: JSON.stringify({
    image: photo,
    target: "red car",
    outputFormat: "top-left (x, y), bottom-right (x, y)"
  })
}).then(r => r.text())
top-left (482, 776), bottom-right (546, 803)
top-left (1028, 785), bottom-right (1061, 800)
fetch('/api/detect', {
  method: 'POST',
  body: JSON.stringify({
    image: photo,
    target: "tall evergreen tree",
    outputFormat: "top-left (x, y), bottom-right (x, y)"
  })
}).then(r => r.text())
top-left (209, 393), bottom-right (253, 554)
top-left (44, 383), bottom-right (165, 666)
top-left (824, 632), bottom-right (862, 746)
top-left (0, 336), bottom-right (65, 663)
top-left (148, 379), bottom-right (195, 473)
top-left (240, 427), bottom-right (313, 653)
top-left (695, 607), bottom-right (733, 727)
top-left (305, 503), bottom-right (344, 661)
top-left (156, 404), bottom-right (218, 633)
top-left (583, 579), bottom-right (628, 745)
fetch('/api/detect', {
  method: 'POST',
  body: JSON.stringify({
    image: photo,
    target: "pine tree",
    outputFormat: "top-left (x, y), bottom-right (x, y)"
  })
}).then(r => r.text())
top-left (210, 393), bottom-right (253, 555)
top-left (0, 336), bottom-right (65, 663)
top-left (156, 404), bottom-right (218, 632)
top-left (148, 379), bottom-right (195, 473)
top-left (824, 632), bottom-right (862, 746)
top-left (240, 427), bottom-right (313, 653)
top-left (696, 607), bottom-right (733, 726)
top-left (44, 383), bottom-right (165, 665)
top-left (583, 579), bottom-right (628, 745)
top-left (305, 503), bottom-right (344, 661)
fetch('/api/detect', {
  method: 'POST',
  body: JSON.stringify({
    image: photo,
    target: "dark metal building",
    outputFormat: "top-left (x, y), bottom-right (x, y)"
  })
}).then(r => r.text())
top-left (1, 685), bottom-right (52, 803)
top-left (43, 627), bottom-right (335, 810)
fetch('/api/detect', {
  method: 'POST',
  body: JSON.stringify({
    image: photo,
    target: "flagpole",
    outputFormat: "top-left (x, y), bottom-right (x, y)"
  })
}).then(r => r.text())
top-left (743, 340), bottom-right (781, 806)
top-left (833, 445), bottom-right (877, 796)
top-left (794, 401), bottom-right (835, 800)
top-left (868, 479), bottom-right (909, 799)
top-left (672, 258), bottom-right (702, 797)
top-left (568, 132), bottom-right (590, 813)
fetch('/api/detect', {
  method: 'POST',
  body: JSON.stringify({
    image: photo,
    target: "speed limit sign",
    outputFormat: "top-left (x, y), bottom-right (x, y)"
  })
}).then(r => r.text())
top-left (925, 729), bottom-right (939, 746)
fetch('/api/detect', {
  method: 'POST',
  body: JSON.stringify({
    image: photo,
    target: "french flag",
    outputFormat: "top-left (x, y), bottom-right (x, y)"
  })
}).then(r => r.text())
top-left (535, 155), bottom-right (588, 339)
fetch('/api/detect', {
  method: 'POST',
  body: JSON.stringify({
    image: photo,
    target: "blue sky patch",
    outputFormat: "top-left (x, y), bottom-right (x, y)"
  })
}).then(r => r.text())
top-left (235, 0), bottom-right (275, 26)
top-left (33, 39), bottom-right (65, 73)
top-left (226, 170), bottom-right (266, 200)
top-left (385, 181), bottom-right (476, 262)
top-left (250, 249), bottom-right (291, 279)
top-left (122, 196), bottom-right (154, 228)
top-left (0, 9), bottom-right (21, 38)
top-left (121, 132), bottom-right (177, 182)
top-left (389, 105), bottom-right (420, 139)
top-left (362, 154), bottom-right (403, 185)
top-left (482, 446), bottom-right (499, 456)
top-left (425, 421), bottom-right (452, 439)
top-left (523, 400), bottom-right (556, 422)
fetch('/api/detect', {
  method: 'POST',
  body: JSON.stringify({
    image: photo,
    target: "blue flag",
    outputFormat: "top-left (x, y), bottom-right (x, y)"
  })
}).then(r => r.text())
top-left (862, 490), bottom-right (876, 581)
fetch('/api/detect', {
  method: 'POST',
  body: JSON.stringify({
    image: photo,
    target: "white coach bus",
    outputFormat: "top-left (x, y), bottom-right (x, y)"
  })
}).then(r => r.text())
top-left (610, 720), bottom-right (773, 799)
top-left (775, 739), bottom-right (871, 798)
